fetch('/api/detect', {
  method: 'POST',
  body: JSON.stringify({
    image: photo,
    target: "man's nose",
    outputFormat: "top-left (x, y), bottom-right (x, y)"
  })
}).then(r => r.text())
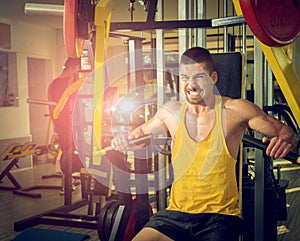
top-left (187, 78), bottom-right (198, 86)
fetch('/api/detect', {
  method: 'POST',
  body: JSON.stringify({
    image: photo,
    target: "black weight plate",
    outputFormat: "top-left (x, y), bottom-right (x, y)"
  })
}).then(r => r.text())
top-left (103, 201), bottom-right (120, 241)
top-left (98, 200), bottom-right (118, 241)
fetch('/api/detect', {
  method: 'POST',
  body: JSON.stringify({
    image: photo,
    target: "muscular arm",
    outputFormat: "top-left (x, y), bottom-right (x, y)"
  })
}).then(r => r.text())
top-left (244, 100), bottom-right (298, 158)
top-left (129, 112), bottom-right (169, 139)
top-left (111, 101), bottom-right (179, 151)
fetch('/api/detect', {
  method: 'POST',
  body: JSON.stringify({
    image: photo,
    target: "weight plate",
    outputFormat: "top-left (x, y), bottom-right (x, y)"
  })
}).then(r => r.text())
top-left (104, 201), bottom-right (120, 241)
top-left (64, 0), bottom-right (85, 58)
top-left (77, 0), bottom-right (94, 39)
top-left (98, 200), bottom-right (117, 241)
top-left (239, 0), bottom-right (300, 46)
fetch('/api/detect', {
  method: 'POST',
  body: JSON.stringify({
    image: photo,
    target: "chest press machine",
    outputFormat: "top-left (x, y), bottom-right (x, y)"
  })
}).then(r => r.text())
top-left (13, 1), bottom-right (300, 241)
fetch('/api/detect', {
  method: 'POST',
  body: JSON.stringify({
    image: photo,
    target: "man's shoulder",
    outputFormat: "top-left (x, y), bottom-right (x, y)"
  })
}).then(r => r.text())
top-left (221, 96), bottom-right (258, 120)
top-left (221, 96), bottom-right (250, 107)
top-left (155, 100), bottom-right (182, 122)
top-left (162, 100), bottom-right (183, 112)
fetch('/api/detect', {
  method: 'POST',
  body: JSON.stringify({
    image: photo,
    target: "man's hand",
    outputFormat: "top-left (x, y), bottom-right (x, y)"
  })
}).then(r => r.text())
top-left (262, 136), bottom-right (294, 159)
top-left (111, 130), bottom-right (151, 152)
top-left (111, 134), bottom-right (131, 152)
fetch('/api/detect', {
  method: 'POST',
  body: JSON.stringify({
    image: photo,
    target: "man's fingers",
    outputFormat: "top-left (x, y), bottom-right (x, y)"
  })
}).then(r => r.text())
top-left (265, 137), bottom-right (293, 159)
top-left (269, 137), bottom-right (281, 157)
top-left (111, 134), bottom-right (130, 151)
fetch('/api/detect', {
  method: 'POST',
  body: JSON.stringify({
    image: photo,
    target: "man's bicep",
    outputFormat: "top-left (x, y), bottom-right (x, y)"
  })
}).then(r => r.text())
top-left (141, 115), bottom-right (168, 136)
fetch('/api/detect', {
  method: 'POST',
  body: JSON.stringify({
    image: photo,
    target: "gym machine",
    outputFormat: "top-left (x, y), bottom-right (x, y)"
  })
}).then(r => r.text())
top-left (242, 134), bottom-right (299, 241)
top-left (14, 1), bottom-right (300, 241)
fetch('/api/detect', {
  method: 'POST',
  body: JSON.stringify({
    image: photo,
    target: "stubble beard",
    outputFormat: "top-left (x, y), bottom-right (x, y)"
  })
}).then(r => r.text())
top-left (185, 92), bottom-right (205, 105)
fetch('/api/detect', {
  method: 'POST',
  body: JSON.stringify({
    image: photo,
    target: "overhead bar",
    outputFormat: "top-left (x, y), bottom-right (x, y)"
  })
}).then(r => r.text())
top-left (211, 15), bottom-right (246, 28)
top-left (24, 3), bottom-right (64, 16)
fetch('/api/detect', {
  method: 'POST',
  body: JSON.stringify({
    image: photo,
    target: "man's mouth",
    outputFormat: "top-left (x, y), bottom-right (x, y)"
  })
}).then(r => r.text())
top-left (186, 87), bottom-right (203, 96)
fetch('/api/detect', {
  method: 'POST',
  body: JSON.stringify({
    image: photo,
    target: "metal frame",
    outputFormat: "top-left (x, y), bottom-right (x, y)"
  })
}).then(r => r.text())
top-left (22, 2), bottom-right (293, 241)
top-left (14, 199), bottom-right (96, 231)
top-left (110, 15), bottom-right (246, 31)
top-left (109, 0), bottom-right (245, 31)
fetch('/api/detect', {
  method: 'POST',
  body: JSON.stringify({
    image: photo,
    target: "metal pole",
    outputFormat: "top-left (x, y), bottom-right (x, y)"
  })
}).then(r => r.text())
top-left (292, 36), bottom-right (300, 81)
top-left (242, 23), bottom-right (247, 99)
top-left (254, 37), bottom-right (264, 241)
top-left (178, 0), bottom-right (191, 56)
top-left (156, 0), bottom-right (168, 211)
top-left (128, 39), bottom-right (143, 91)
top-left (178, 0), bottom-right (191, 100)
top-left (188, 0), bottom-right (192, 47)
top-left (194, 0), bottom-right (206, 48)
top-left (223, 0), bottom-right (228, 52)
top-left (267, 63), bottom-right (274, 106)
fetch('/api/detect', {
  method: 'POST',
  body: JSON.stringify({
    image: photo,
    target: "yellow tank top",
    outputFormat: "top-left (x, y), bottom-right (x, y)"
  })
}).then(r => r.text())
top-left (167, 95), bottom-right (240, 217)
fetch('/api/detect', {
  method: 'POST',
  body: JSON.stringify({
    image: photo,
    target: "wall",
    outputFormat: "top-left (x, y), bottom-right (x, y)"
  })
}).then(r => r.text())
top-left (0, 16), bottom-right (65, 170)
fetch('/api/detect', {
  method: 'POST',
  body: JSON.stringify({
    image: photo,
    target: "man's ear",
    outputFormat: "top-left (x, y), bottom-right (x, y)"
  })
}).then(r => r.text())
top-left (211, 71), bottom-right (218, 84)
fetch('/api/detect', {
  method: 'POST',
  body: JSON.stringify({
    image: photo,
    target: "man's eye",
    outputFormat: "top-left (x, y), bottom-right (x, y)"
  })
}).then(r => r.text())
top-left (195, 75), bottom-right (204, 80)
top-left (181, 77), bottom-right (188, 81)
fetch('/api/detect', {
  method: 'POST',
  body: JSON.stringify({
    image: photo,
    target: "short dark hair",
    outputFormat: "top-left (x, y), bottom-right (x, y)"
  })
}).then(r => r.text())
top-left (180, 47), bottom-right (214, 74)
top-left (64, 57), bottom-right (81, 69)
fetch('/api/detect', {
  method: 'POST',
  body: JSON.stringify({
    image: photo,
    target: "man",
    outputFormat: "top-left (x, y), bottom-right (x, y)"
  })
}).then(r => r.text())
top-left (111, 47), bottom-right (298, 241)
top-left (48, 57), bottom-right (83, 195)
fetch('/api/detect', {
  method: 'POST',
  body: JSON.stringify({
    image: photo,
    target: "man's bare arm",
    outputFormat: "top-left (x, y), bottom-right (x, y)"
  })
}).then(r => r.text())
top-left (245, 101), bottom-right (298, 158)
top-left (111, 106), bottom-right (170, 151)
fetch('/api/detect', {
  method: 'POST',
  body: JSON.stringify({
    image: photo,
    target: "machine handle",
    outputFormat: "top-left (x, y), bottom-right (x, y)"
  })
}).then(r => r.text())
top-left (242, 135), bottom-right (299, 164)
top-left (96, 134), bottom-right (153, 155)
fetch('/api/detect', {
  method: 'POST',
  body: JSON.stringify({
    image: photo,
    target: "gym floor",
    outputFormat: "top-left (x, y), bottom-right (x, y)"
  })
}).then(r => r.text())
top-left (0, 158), bottom-right (299, 241)
top-left (276, 159), bottom-right (300, 241)
top-left (0, 160), bottom-right (99, 241)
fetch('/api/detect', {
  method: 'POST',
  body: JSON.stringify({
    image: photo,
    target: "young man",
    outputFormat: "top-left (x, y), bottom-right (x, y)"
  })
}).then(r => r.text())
top-left (48, 58), bottom-right (83, 195)
top-left (111, 47), bottom-right (298, 241)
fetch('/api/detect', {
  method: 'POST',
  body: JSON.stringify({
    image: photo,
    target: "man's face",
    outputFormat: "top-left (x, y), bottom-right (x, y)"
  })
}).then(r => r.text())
top-left (180, 62), bottom-right (217, 105)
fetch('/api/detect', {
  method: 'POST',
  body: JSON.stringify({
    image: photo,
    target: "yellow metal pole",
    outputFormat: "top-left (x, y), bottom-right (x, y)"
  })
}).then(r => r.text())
top-left (93, 0), bottom-right (114, 165)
